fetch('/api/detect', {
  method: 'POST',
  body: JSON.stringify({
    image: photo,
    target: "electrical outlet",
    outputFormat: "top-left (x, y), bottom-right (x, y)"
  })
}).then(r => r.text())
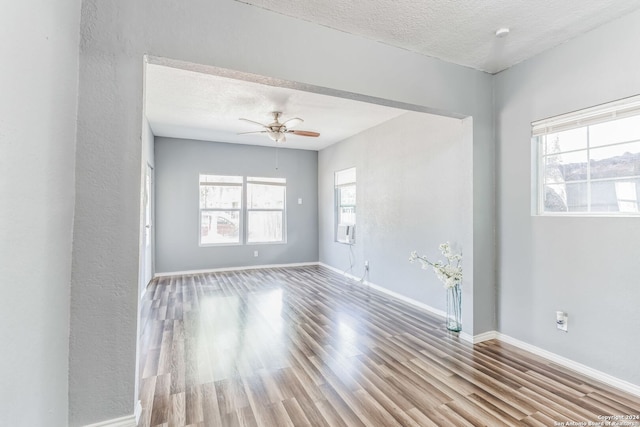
top-left (254, 250), bottom-right (258, 257)
top-left (364, 260), bottom-right (369, 270)
top-left (556, 311), bottom-right (568, 332)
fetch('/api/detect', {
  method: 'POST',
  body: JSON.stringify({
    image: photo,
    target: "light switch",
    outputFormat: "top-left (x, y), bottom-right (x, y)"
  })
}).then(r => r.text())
top-left (298, 198), bottom-right (303, 205)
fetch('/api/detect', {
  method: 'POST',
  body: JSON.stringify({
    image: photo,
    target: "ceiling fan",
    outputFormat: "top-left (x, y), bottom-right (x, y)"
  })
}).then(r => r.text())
top-left (238, 111), bottom-right (320, 143)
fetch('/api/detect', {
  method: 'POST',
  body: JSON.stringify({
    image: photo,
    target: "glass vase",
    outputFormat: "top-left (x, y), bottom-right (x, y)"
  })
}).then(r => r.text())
top-left (446, 284), bottom-right (462, 332)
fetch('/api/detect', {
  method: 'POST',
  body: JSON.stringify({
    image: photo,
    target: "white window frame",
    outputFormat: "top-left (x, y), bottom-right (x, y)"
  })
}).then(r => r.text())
top-left (532, 95), bottom-right (640, 216)
top-left (335, 167), bottom-right (356, 243)
top-left (246, 177), bottom-right (287, 244)
top-left (199, 174), bottom-right (243, 246)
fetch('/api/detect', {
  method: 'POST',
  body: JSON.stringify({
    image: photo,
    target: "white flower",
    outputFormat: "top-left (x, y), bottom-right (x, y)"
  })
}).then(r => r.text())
top-left (410, 242), bottom-right (462, 289)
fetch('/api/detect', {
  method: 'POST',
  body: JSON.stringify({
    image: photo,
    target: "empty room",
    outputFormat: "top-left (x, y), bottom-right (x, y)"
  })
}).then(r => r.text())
top-left (3, 1), bottom-right (640, 427)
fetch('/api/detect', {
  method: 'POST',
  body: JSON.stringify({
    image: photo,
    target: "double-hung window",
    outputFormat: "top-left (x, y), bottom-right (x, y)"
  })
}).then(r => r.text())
top-left (247, 177), bottom-right (286, 243)
top-left (199, 174), bottom-right (287, 245)
top-left (199, 175), bottom-right (243, 245)
top-left (533, 96), bottom-right (640, 215)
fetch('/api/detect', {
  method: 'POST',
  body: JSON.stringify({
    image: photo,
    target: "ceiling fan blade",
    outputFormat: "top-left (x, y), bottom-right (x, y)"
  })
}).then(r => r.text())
top-left (289, 130), bottom-right (320, 137)
top-left (237, 130), bottom-right (268, 135)
top-left (239, 118), bottom-right (268, 128)
top-left (281, 117), bottom-right (303, 129)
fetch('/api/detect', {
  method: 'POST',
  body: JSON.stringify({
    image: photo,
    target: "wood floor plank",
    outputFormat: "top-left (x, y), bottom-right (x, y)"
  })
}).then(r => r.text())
top-left (139, 376), bottom-right (157, 427)
top-left (317, 383), bottom-right (367, 427)
top-left (168, 392), bottom-right (186, 427)
top-left (151, 374), bottom-right (171, 426)
top-left (184, 385), bottom-right (203, 426)
top-left (235, 406), bottom-right (259, 427)
top-left (138, 266), bottom-right (640, 426)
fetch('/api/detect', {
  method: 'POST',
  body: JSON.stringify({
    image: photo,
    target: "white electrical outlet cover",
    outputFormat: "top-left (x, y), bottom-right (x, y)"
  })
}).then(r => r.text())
top-left (556, 311), bottom-right (568, 331)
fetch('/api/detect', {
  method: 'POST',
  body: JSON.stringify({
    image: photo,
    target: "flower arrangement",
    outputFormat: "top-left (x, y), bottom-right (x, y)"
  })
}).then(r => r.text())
top-left (409, 242), bottom-right (462, 289)
top-left (410, 242), bottom-right (462, 332)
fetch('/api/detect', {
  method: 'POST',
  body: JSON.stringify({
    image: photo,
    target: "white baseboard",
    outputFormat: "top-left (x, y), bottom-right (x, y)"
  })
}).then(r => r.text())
top-left (469, 330), bottom-right (499, 343)
top-left (154, 261), bottom-right (320, 278)
top-left (458, 332), bottom-right (474, 343)
top-left (492, 332), bottom-right (640, 397)
top-left (84, 415), bottom-right (136, 427)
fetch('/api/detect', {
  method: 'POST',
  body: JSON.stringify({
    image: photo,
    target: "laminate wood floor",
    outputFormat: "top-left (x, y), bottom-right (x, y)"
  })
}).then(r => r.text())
top-left (137, 265), bottom-right (640, 426)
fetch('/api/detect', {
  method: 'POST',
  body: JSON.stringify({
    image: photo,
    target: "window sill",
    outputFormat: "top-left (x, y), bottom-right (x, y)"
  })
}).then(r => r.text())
top-left (534, 212), bottom-right (640, 218)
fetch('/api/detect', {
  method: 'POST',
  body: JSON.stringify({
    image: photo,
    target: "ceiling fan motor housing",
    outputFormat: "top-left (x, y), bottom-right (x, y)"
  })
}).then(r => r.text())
top-left (238, 111), bottom-right (318, 143)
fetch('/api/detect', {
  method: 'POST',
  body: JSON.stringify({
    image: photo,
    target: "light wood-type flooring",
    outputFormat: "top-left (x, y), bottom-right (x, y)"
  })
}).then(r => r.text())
top-left (137, 265), bottom-right (640, 426)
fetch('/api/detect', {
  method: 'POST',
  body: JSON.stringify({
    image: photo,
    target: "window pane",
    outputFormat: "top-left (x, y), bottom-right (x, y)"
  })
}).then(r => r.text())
top-left (247, 183), bottom-right (285, 209)
top-left (565, 182), bottom-right (588, 212)
top-left (543, 150), bottom-right (588, 183)
top-left (339, 206), bottom-right (356, 225)
top-left (200, 185), bottom-right (242, 209)
top-left (339, 185), bottom-right (356, 205)
top-left (589, 141), bottom-right (640, 179)
top-left (543, 184), bottom-right (568, 212)
top-left (248, 211), bottom-right (283, 243)
top-left (201, 211), bottom-right (240, 244)
top-left (591, 179), bottom-right (640, 213)
top-left (589, 115), bottom-right (640, 147)
top-left (543, 128), bottom-right (587, 155)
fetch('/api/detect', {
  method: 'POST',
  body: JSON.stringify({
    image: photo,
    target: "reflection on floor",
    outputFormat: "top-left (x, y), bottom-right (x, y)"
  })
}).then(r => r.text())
top-left (137, 265), bottom-right (640, 426)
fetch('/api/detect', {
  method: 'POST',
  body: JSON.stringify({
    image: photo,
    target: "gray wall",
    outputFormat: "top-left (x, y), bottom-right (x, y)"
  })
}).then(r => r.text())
top-left (495, 9), bottom-right (640, 386)
top-left (72, 0), bottom-right (494, 424)
top-left (319, 112), bottom-right (474, 328)
top-left (0, 1), bottom-right (80, 426)
top-left (155, 137), bottom-right (318, 272)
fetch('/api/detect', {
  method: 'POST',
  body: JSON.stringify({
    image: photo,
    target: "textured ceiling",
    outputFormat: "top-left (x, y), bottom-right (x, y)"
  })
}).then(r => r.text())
top-left (145, 63), bottom-right (408, 150)
top-left (146, 1), bottom-right (640, 148)
top-left (236, 0), bottom-right (640, 73)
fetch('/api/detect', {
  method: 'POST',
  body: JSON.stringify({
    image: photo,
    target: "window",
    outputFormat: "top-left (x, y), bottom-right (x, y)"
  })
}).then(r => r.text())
top-left (335, 167), bottom-right (356, 243)
top-left (199, 174), bottom-right (287, 245)
top-left (199, 175), bottom-right (243, 245)
top-left (533, 95), bottom-right (640, 215)
top-left (247, 177), bottom-right (286, 243)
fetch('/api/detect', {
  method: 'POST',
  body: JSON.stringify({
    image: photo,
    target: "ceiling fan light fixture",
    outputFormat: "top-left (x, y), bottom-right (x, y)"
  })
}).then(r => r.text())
top-left (267, 130), bottom-right (285, 142)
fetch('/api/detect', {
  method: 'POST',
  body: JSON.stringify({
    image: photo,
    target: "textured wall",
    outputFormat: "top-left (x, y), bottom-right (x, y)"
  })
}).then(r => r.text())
top-left (495, 9), bottom-right (640, 386)
top-left (154, 138), bottom-right (318, 272)
top-left (72, 0), bottom-right (494, 424)
top-left (0, 2), bottom-right (81, 426)
top-left (319, 112), bottom-right (473, 329)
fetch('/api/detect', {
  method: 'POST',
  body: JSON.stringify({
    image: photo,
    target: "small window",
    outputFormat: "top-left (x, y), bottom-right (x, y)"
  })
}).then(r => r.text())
top-left (533, 95), bottom-right (640, 215)
top-left (199, 174), bottom-right (242, 245)
top-left (247, 177), bottom-right (286, 243)
top-left (335, 167), bottom-right (356, 243)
